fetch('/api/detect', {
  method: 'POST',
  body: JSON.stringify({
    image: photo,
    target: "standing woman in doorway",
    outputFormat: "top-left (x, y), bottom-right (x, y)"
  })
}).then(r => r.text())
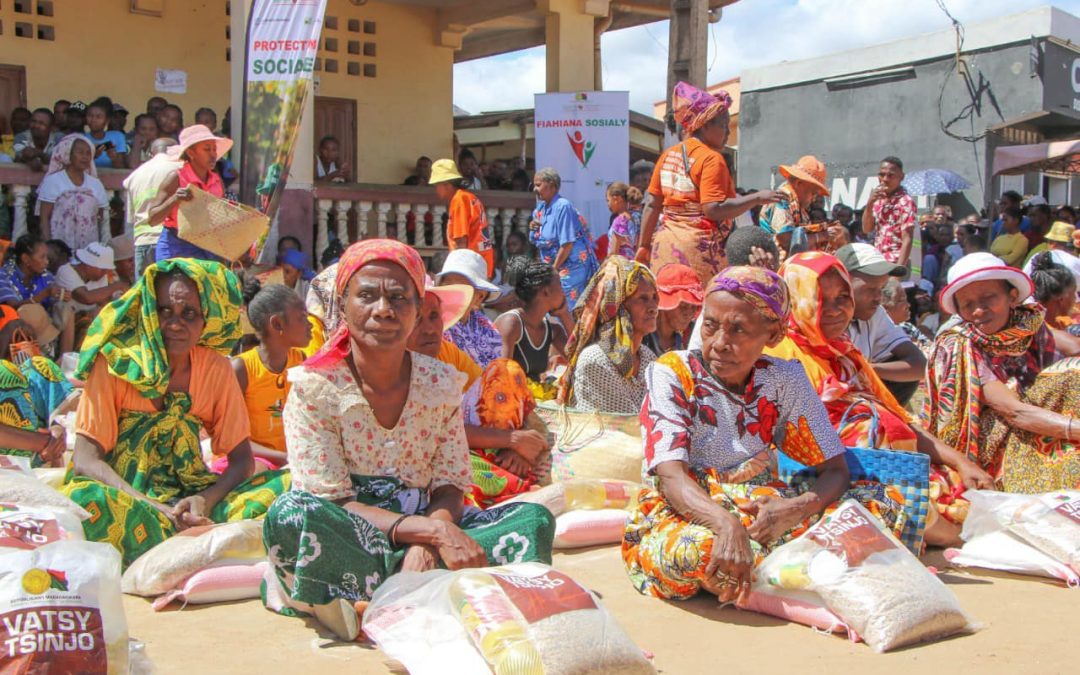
top-left (636, 82), bottom-right (778, 285)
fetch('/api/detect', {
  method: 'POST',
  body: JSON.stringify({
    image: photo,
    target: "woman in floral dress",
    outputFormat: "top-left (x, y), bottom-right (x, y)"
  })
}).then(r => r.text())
top-left (262, 240), bottom-right (555, 642)
top-left (622, 266), bottom-right (906, 602)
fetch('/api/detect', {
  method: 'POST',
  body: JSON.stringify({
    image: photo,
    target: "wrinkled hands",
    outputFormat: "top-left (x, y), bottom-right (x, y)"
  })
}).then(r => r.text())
top-left (704, 511), bottom-right (754, 605)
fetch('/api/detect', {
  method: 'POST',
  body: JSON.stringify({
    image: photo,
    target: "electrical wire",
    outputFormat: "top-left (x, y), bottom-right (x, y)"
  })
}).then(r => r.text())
top-left (934, 0), bottom-right (987, 189)
top-left (708, 23), bottom-right (718, 73)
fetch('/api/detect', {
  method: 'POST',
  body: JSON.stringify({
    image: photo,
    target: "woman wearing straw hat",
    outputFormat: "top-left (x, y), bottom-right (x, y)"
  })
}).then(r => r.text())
top-left (145, 124), bottom-right (233, 262)
top-left (758, 155), bottom-right (831, 260)
top-left (635, 82), bottom-right (779, 285)
top-left (430, 158), bottom-right (495, 278)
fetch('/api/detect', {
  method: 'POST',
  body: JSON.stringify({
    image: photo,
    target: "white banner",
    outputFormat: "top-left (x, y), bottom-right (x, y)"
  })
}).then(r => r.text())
top-left (245, 0), bottom-right (324, 83)
top-left (534, 92), bottom-right (630, 239)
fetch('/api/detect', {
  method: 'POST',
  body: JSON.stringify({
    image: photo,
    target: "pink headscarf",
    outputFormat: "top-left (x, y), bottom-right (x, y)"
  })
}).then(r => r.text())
top-left (305, 239), bottom-right (427, 368)
top-left (672, 81), bottom-right (732, 135)
top-left (46, 134), bottom-right (99, 177)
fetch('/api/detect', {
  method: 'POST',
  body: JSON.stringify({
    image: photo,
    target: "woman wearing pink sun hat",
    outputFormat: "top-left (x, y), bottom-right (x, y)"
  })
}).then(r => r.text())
top-left (146, 124), bottom-right (234, 262)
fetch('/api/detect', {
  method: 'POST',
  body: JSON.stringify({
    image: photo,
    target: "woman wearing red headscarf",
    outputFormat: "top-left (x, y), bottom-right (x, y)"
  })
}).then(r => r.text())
top-left (636, 82), bottom-right (779, 284)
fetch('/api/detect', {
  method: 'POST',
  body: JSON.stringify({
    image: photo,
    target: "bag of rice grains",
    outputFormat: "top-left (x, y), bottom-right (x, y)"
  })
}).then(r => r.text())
top-left (760, 500), bottom-right (974, 652)
top-left (364, 562), bottom-right (655, 675)
top-left (1003, 490), bottom-right (1080, 574)
top-left (0, 540), bottom-right (129, 674)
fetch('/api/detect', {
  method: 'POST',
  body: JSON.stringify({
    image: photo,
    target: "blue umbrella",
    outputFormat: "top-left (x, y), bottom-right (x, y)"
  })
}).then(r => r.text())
top-left (901, 169), bottom-right (972, 196)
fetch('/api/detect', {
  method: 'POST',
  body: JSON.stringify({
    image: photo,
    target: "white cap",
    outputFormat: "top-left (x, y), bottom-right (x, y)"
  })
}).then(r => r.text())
top-left (74, 242), bottom-right (115, 270)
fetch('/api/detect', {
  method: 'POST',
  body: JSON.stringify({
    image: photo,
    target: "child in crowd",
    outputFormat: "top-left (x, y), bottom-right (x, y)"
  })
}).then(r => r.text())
top-left (607, 181), bottom-right (644, 259)
top-left (228, 284), bottom-right (314, 472)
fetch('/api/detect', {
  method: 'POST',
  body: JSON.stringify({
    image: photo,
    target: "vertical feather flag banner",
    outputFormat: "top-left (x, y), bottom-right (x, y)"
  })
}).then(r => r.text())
top-left (240, 0), bottom-right (327, 259)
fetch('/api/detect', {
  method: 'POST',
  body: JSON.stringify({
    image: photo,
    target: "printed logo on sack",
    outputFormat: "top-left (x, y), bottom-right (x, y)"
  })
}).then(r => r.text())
top-left (566, 131), bottom-right (596, 168)
top-left (20, 568), bottom-right (67, 595)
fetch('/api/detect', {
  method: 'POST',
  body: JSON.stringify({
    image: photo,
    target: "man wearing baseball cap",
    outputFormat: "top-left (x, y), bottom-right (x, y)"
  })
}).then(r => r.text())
top-left (836, 243), bottom-right (926, 405)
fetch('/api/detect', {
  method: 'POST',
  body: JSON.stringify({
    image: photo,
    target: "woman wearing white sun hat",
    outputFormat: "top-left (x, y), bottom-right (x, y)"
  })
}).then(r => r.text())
top-left (925, 251), bottom-right (1080, 494)
top-left (438, 248), bottom-right (504, 369)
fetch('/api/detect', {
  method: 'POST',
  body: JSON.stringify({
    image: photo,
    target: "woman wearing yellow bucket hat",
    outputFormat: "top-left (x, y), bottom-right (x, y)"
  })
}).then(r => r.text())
top-left (431, 158), bottom-right (495, 278)
top-left (1023, 220), bottom-right (1076, 267)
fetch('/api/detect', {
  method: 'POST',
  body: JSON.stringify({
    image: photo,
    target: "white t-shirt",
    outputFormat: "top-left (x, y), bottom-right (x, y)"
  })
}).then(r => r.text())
top-left (55, 263), bottom-right (112, 312)
top-left (34, 170), bottom-right (109, 214)
top-left (847, 305), bottom-right (911, 363)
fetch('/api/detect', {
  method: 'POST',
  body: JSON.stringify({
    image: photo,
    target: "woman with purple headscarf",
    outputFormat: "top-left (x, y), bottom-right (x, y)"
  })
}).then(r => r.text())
top-left (622, 266), bottom-right (906, 603)
top-left (636, 83), bottom-right (780, 285)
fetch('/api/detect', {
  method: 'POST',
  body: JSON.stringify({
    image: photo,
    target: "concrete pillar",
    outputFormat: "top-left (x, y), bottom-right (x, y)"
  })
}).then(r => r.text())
top-left (666, 0), bottom-right (709, 105)
top-left (229, 0), bottom-right (248, 172)
top-left (539, 0), bottom-right (610, 92)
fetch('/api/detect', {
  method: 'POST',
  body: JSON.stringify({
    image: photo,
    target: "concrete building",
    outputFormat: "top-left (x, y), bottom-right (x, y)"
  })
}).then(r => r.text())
top-left (738, 5), bottom-right (1080, 217)
top-left (0, 0), bottom-right (736, 258)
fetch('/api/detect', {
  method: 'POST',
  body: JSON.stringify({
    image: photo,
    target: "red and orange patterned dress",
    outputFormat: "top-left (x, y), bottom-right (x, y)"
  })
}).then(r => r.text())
top-left (622, 350), bottom-right (906, 600)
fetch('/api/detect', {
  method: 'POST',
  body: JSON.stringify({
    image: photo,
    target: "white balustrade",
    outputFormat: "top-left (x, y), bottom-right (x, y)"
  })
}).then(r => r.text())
top-left (11, 185), bottom-right (31, 240)
top-left (430, 205), bottom-right (447, 248)
top-left (356, 201), bottom-right (373, 242)
top-left (315, 198), bottom-right (333, 259)
top-left (413, 203), bottom-right (430, 246)
top-left (375, 203), bottom-right (392, 240)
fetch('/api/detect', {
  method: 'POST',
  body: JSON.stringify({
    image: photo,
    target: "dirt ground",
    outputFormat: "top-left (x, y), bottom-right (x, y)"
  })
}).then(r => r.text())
top-left (124, 545), bottom-right (1079, 674)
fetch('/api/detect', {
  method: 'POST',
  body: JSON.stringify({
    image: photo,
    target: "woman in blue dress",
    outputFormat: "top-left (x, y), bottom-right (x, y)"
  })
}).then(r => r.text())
top-left (529, 168), bottom-right (599, 309)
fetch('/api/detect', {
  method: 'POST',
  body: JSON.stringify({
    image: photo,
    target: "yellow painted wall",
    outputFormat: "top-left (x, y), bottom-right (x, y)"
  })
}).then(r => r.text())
top-left (0, 1), bottom-right (230, 118)
top-left (315, 0), bottom-right (454, 184)
top-left (0, 0), bottom-right (453, 185)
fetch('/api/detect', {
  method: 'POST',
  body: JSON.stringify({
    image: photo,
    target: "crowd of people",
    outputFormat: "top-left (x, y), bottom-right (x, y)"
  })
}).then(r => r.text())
top-left (2, 80), bottom-right (1080, 645)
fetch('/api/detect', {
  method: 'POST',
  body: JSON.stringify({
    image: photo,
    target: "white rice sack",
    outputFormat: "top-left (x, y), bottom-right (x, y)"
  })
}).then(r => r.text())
top-left (1003, 491), bottom-right (1080, 574)
top-left (0, 503), bottom-right (85, 551)
top-left (946, 530), bottom-right (1080, 586)
top-left (0, 540), bottom-right (128, 673)
top-left (0, 465), bottom-right (89, 521)
top-left (121, 520), bottom-right (265, 597)
top-left (763, 500), bottom-right (974, 652)
top-left (365, 562), bottom-right (655, 675)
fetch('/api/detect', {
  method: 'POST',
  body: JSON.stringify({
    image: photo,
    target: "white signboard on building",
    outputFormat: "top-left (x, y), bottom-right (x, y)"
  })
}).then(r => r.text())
top-left (534, 92), bottom-right (630, 238)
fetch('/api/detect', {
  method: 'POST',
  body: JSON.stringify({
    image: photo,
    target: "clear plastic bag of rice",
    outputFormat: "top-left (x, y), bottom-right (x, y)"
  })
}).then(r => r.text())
top-left (0, 540), bottom-right (129, 673)
top-left (0, 456), bottom-right (89, 520)
top-left (1003, 490), bottom-right (1080, 574)
top-left (760, 500), bottom-right (975, 652)
top-left (364, 562), bottom-right (655, 675)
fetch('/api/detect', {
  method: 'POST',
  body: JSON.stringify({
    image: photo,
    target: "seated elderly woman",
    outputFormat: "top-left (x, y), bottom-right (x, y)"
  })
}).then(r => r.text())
top-left (557, 256), bottom-right (659, 414)
top-left (61, 260), bottom-right (291, 567)
top-left (0, 356), bottom-right (77, 467)
top-left (407, 275), bottom-right (550, 507)
top-left (764, 252), bottom-right (993, 540)
top-left (623, 266), bottom-right (905, 601)
top-left (263, 240), bottom-right (554, 641)
top-left (925, 252), bottom-right (1080, 494)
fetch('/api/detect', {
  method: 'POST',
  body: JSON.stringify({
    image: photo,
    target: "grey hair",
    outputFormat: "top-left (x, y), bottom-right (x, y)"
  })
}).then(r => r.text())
top-left (881, 277), bottom-right (905, 305)
top-left (535, 167), bottom-right (561, 191)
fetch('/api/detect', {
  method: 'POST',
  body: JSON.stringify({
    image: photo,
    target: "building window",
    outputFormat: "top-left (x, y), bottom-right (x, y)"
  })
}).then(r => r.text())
top-left (14, 21), bottom-right (31, 38)
top-left (347, 61), bottom-right (359, 76)
top-left (363, 20), bottom-right (376, 35)
top-left (36, 23), bottom-right (52, 40)
top-left (363, 63), bottom-right (376, 78)
top-left (36, 1), bottom-right (53, 17)
top-left (348, 18), bottom-right (360, 33)
top-left (325, 15), bottom-right (338, 31)
top-left (13, 0), bottom-right (31, 14)
top-left (325, 59), bottom-right (338, 74)
top-left (324, 37), bottom-right (338, 52)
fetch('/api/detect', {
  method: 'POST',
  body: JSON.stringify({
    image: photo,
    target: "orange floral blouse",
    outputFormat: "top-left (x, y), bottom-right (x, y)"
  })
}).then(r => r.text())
top-left (641, 350), bottom-right (844, 476)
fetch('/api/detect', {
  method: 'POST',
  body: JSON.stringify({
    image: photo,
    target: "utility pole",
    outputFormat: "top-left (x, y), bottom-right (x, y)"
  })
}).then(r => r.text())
top-left (666, 0), bottom-right (709, 106)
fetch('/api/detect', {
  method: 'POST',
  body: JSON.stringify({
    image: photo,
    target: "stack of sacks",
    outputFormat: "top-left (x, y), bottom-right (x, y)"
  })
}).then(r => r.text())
top-left (0, 455), bottom-right (132, 673)
top-left (945, 490), bottom-right (1080, 586)
top-left (743, 500), bottom-right (976, 651)
top-left (505, 479), bottom-right (641, 549)
top-left (121, 520), bottom-right (268, 610)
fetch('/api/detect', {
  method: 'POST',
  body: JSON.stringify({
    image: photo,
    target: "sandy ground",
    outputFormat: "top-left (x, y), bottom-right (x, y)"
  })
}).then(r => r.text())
top-left (123, 546), bottom-right (1079, 674)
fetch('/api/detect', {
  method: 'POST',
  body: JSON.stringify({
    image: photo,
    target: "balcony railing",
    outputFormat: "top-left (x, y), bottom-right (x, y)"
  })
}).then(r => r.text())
top-left (311, 182), bottom-right (537, 258)
top-left (0, 165), bottom-right (538, 263)
top-left (0, 164), bottom-right (128, 241)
